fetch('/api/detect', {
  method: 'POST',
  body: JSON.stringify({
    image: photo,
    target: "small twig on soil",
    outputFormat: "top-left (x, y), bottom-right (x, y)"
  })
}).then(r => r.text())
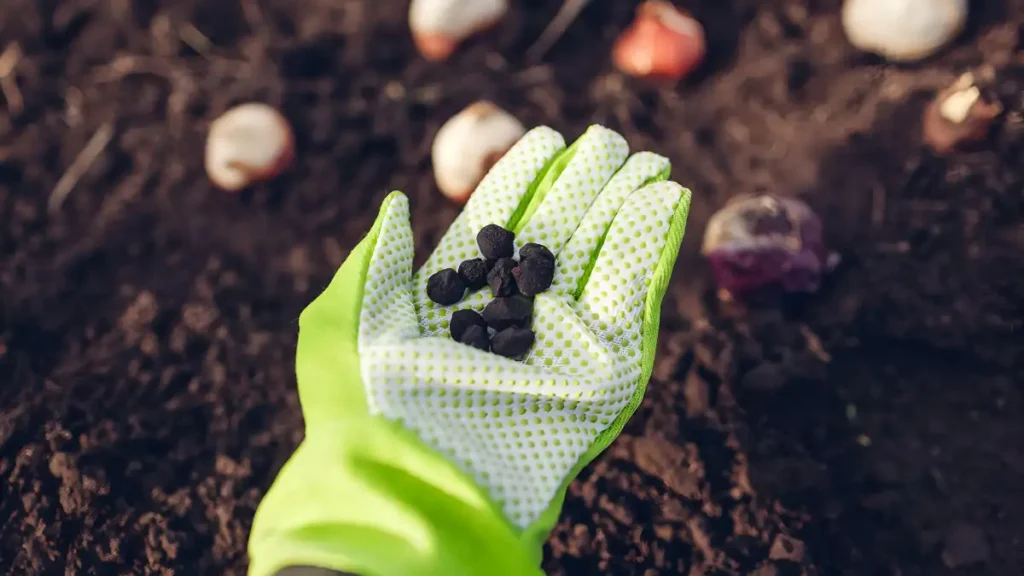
top-left (0, 43), bottom-right (24, 115)
top-left (48, 122), bottom-right (115, 214)
top-left (91, 54), bottom-right (206, 137)
top-left (179, 23), bottom-right (215, 60)
top-left (525, 0), bottom-right (589, 61)
top-left (241, 0), bottom-right (270, 43)
top-left (92, 54), bottom-right (166, 83)
top-left (64, 86), bottom-right (84, 127)
top-left (513, 65), bottom-right (554, 86)
top-left (870, 182), bottom-right (886, 228)
top-left (800, 325), bottom-right (832, 363)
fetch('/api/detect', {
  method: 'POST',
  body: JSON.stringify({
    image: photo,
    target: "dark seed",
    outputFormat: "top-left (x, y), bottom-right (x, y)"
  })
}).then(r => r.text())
top-left (477, 224), bottom-right (515, 260)
top-left (459, 324), bottom-right (491, 352)
top-left (491, 327), bottom-right (535, 358)
top-left (512, 257), bottom-right (554, 296)
top-left (519, 242), bottom-right (554, 263)
top-left (450, 309), bottom-right (487, 342)
top-left (426, 268), bottom-right (466, 305)
top-left (481, 296), bottom-right (533, 331)
top-left (487, 257), bottom-right (519, 297)
top-left (457, 258), bottom-right (489, 290)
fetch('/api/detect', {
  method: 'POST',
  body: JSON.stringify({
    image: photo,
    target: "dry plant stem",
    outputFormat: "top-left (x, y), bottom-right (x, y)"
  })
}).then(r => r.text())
top-left (525, 0), bottom-right (589, 61)
top-left (0, 43), bottom-right (24, 115)
top-left (179, 23), bottom-right (214, 59)
top-left (49, 122), bottom-right (115, 213)
top-left (241, 0), bottom-right (270, 44)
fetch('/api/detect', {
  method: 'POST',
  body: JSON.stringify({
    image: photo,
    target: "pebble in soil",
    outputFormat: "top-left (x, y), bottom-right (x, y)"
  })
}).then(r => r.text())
top-left (477, 224), bottom-right (515, 260)
top-left (426, 268), bottom-right (466, 305)
top-left (487, 257), bottom-right (519, 297)
top-left (457, 258), bottom-right (489, 290)
top-left (482, 296), bottom-right (533, 331)
top-left (450, 309), bottom-right (487, 341)
top-left (491, 326), bottom-right (535, 359)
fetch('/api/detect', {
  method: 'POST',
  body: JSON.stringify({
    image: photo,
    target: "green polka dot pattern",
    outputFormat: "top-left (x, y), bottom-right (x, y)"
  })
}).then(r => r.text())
top-left (357, 125), bottom-right (690, 529)
top-left (512, 125), bottom-right (628, 256)
top-left (548, 152), bottom-right (671, 299)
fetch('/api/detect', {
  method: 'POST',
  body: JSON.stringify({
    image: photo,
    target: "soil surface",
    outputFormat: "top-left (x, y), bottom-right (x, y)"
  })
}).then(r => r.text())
top-left (2, 1), bottom-right (1023, 575)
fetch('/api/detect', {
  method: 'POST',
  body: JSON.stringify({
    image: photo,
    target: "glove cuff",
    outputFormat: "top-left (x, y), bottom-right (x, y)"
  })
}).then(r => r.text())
top-left (248, 414), bottom-right (543, 576)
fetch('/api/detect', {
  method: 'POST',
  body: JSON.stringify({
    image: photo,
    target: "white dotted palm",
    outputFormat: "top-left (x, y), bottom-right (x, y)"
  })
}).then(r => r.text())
top-left (357, 125), bottom-right (691, 530)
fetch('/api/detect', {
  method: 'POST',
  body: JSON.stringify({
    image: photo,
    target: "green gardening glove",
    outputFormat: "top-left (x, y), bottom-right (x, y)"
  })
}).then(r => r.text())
top-left (247, 125), bottom-right (692, 576)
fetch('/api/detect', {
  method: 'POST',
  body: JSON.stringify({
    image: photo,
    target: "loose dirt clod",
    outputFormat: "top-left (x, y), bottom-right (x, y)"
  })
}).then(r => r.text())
top-left (427, 268), bottom-right (466, 305)
top-left (450, 308), bottom-right (487, 341)
top-left (941, 522), bottom-right (990, 568)
top-left (491, 326), bottom-right (535, 358)
top-left (512, 256), bottom-right (554, 296)
top-left (518, 242), bottom-right (554, 263)
top-left (457, 258), bottom-right (489, 290)
top-left (458, 324), bottom-right (491, 351)
top-left (487, 257), bottom-right (519, 297)
top-left (481, 296), bottom-right (533, 331)
top-left (477, 224), bottom-right (516, 260)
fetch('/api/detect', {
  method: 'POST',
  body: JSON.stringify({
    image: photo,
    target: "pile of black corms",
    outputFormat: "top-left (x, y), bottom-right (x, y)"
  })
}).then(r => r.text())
top-left (426, 224), bottom-right (555, 359)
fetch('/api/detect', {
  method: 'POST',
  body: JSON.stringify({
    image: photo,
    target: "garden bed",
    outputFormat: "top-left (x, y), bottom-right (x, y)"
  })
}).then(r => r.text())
top-left (1, 1), bottom-right (1022, 574)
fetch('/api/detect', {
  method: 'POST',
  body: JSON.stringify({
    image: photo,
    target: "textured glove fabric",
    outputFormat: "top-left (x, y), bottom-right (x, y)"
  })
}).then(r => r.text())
top-left (359, 125), bottom-right (690, 534)
top-left (248, 124), bottom-right (691, 576)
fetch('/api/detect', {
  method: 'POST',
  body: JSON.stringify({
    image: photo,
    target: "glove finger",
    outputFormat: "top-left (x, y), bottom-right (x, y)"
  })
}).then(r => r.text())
top-left (574, 182), bottom-right (691, 355)
top-left (512, 125), bottom-right (629, 257)
top-left (415, 127), bottom-right (566, 335)
top-left (296, 191), bottom-right (414, 428)
top-left (548, 152), bottom-right (671, 300)
top-left (358, 192), bottom-right (419, 346)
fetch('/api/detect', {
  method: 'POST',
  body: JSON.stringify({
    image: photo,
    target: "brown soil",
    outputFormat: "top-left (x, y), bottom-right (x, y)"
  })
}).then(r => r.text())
top-left (2, 1), bottom-right (1022, 575)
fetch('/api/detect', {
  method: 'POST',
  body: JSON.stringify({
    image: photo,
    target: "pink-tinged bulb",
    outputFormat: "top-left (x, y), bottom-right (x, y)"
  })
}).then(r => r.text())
top-left (612, 1), bottom-right (706, 82)
top-left (702, 194), bottom-right (825, 300)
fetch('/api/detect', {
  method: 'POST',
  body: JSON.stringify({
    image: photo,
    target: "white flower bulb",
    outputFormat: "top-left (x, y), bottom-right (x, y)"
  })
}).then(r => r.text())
top-left (842, 0), bottom-right (967, 62)
top-left (409, 0), bottom-right (508, 61)
top-left (205, 103), bottom-right (294, 192)
top-left (432, 101), bottom-right (525, 204)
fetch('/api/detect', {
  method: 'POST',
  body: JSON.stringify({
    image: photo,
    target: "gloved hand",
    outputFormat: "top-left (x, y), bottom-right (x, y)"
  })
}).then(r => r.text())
top-left (247, 125), bottom-right (692, 576)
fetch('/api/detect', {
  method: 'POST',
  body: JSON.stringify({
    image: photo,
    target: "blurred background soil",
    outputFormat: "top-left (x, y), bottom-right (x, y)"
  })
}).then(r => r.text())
top-left (1, 0), bottom-right (1022, 574)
